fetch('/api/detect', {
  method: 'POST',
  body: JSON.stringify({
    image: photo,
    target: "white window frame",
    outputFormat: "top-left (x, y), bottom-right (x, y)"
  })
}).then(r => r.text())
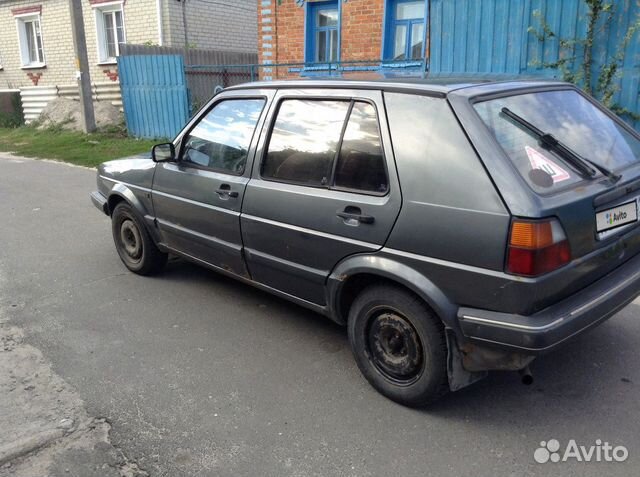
top-left (94, 1), bottom-right (126, 65)
top-left (15, 13), bottom-right (46, 68)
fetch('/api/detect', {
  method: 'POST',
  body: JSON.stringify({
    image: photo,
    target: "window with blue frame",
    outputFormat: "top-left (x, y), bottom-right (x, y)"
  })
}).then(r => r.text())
top-left (384, 0), bottom-right (427, 60)
top-left (306, 1), bottom-right (339, 63)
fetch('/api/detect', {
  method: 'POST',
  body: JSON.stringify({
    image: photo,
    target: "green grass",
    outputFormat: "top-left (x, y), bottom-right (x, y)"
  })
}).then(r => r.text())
top-left (0, 126), bottom-right (158, 168)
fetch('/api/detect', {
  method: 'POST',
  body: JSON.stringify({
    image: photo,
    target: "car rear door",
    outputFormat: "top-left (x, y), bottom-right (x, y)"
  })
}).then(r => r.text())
top-left (241, 88), bottom-right (402, 305)
top-left (152, 89), bottom-right (274, 276)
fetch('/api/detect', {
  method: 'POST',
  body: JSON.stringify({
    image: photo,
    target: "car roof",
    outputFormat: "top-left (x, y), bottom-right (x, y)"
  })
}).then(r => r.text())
top-left (225, 76), bottom-right (572, 97)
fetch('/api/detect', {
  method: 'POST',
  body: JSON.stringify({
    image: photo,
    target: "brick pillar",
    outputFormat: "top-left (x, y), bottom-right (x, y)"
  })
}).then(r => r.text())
top-left (258, 0), bottom-right (306, 80)
top-left (258, 0), bottom-right (275, 80)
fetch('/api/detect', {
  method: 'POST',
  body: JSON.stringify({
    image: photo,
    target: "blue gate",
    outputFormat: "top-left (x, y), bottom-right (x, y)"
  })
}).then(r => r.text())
top-left (118, 55), bottom-right (189, 139)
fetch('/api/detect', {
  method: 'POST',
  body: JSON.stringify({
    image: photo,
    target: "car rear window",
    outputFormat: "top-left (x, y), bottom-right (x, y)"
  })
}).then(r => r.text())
top-left (474, 90), bottom-right (640, 193)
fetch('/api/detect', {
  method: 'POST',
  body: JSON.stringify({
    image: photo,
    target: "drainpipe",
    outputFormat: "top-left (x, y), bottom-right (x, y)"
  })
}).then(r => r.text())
top-left (156, 0), bottom-right (163, 46)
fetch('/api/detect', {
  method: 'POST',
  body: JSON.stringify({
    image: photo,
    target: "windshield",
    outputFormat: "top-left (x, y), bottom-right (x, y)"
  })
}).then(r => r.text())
top-left (474, 90), bottom-right (640, 193)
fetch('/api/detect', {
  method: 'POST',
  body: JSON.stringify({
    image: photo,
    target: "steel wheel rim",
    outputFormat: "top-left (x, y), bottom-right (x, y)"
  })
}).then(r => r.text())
top-left (365, 308), bottom-right (424, 385)
top-left (119, 219), bottom-right (142, 262)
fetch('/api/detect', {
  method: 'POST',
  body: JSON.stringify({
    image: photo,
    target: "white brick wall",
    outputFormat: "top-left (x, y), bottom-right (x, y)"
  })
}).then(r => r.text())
top-left (164, 0), bottom-right (257, 52)
top-left (83, 0), bottom-right (160, 85)
top-left (0, 0), bottom-right (258, 89)
top-left (0, 0), bottom-right (75, 87)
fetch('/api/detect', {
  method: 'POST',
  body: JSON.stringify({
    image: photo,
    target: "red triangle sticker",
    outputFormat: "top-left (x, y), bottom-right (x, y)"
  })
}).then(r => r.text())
top-left (525, 146), bottom-right (571, 183)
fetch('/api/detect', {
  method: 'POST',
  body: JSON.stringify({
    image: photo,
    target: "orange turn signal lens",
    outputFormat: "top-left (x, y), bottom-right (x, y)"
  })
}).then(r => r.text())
top-left (509, 221), bottom-right (554, 249)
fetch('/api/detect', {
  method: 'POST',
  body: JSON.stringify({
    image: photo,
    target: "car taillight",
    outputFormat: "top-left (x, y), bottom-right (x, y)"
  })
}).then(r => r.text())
top-left (506, 218), bottom-right (571, 276)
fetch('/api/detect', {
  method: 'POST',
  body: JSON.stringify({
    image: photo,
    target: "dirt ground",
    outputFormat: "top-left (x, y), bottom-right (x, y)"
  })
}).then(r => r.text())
top-left (0, 320), bottom-right (146, 477)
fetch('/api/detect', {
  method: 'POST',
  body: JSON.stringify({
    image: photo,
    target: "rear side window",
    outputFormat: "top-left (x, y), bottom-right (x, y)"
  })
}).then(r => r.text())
top-left (182, 99), bottom-right (265, 174)
top-left (335, 102), bottom-right (388, 193)
top-left (262, 98), bottom-right (388, 194)
top-left (474, 90), bottom-right (640, 193)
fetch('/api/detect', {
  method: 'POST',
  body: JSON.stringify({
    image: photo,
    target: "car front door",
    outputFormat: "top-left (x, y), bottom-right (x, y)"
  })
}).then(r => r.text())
top-left (241, 89), bottom-right (402, 305)
top-left (152, 89), bottom-right (274, 276)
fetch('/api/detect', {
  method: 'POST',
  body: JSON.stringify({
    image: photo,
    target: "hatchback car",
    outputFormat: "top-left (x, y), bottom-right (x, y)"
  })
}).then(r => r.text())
top-left (91, 79), bottom-right (640, 406)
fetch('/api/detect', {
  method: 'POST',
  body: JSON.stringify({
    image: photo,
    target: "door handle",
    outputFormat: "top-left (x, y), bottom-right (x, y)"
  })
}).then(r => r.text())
top-left (216, 184), bottom-right (239, 198)
top-left (337, 206), bottom-right (375, 224)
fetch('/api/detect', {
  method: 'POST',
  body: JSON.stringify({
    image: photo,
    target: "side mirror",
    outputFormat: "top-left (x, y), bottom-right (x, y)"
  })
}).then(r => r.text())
top-left (152, 143), bottom-right (176, 163)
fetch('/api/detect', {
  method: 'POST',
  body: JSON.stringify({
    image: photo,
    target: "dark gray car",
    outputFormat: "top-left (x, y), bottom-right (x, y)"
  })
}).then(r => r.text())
top-left (91, 79), bottom-right (640, 406)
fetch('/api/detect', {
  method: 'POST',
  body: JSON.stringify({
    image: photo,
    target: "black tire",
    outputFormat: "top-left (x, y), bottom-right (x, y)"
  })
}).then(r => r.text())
top-left (111, 202), bottom-right (167, 275)
top-left (348, 284), bottom-right (449, 407)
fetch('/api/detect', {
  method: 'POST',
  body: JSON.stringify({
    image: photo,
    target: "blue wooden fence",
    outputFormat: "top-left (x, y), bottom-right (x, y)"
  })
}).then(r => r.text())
top-left (430, 0), bottom-right (640, 128)
top-left (118, 55), bottom-right (189, 139)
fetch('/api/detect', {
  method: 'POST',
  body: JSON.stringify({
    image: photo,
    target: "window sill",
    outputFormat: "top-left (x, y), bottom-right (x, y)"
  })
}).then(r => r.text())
top-left (380, 60), bottom-right (425, 68)
top-left (97, 60), bottom-right (117, 66)
top-left (21, 64), bottom-right (46, 70)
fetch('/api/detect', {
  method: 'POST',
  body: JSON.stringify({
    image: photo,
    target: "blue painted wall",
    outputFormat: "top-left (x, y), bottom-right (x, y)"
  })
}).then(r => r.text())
top-left (429, 0), bottom-right (640, 127)
top-left (118, 55), bottom-right (190, 139)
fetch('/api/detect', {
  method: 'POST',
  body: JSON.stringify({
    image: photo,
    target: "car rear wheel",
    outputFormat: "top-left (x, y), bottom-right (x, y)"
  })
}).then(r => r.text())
top-left (348, 284), bottom-right (449, 406)
top-left (111, 202), bottom-right (167, 275)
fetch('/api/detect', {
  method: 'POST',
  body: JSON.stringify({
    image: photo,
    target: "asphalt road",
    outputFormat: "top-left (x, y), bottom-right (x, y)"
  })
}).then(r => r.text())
top-left (1, 154), bottom-right (639, 477)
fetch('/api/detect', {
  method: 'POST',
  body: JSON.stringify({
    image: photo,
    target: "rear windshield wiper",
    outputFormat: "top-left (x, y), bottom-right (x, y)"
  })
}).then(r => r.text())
top-left (500, 107), bottom-right (621, 183)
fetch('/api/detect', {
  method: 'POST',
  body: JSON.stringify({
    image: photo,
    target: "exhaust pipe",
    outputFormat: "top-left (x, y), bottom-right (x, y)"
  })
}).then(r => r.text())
top-left (519, 366), bottom-right (534, 385)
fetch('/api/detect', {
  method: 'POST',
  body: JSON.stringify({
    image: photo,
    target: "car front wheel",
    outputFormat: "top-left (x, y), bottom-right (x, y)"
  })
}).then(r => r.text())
top-left (111, 202), bottom-right (167, 275)
top-left (348, 284), bottom-right (449, 407)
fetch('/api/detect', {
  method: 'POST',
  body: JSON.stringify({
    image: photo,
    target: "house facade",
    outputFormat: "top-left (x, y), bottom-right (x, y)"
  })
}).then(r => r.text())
top-left (257, 0), bottom-right (638, 127)
top-left (257, 0), bottom-right (428, 70)
top-left (0, 0), bottom-right (257, 89)
top-left (0, 0), bottom-right (257, 122)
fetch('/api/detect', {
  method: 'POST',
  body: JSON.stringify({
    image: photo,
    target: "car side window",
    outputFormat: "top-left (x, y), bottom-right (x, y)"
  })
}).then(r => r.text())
top-left (334, 102), bottom-right (388, 193)
top-left (181, 99), bottom-right (266, 174)
top-left (262, 99), bottom-right (351, 186)
top-left (262, 98), bottom-right (388, 194)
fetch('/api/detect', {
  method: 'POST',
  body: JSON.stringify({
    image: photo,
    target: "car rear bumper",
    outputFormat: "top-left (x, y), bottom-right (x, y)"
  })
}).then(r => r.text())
top-left (90, 190), bottom-right (109, 215)
top-left (458, 251), bottom-right (640, 353)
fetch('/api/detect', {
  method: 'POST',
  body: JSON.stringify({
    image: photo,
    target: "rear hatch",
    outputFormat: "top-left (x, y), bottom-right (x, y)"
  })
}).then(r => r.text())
top-left (468, 86), bottom-right (640, 312)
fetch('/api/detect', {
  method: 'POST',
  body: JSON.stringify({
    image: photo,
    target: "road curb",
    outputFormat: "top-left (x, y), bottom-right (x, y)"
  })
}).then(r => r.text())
top-left (0, 153), bottom-right (96, 170)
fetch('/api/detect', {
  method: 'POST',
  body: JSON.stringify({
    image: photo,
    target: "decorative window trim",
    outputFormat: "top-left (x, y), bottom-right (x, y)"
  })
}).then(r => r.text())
top-left (14, 11), bottom-right (46, 68)
top-left (304, 0), bottom-right (341, 64)
top-left (11, 5), bottom-right (42, 16)
top-left (20, 64), bottom-right (47, 71)
top-left (92, 0), bottom-right (126, 64)
top-left (90, 0), bottom-right (124, 6)
top-left (382, 0), bottom-right (428, 62)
